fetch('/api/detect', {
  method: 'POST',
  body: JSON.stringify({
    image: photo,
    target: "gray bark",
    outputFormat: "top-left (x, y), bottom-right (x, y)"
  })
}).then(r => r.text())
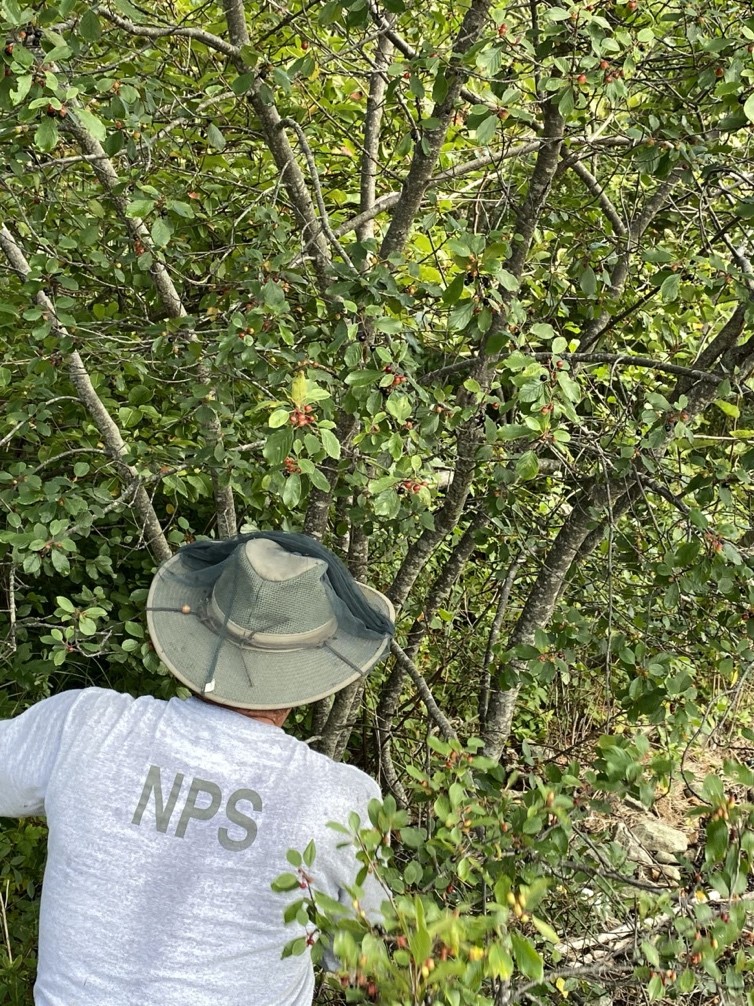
top-left (482, 301), bottom-right (752, 759)
top-left (388, 424), bottom-right (484, 608)
top-left (579, 170), bottom-right (684, 351)
top-left (0, 225), bottom-right (171, 562)
top-left (61, 117), bottom-right (237, 539)
top-left (358, 31), bottom-right (394, 243)
top-left (379, 0), bottom-right (493, 259)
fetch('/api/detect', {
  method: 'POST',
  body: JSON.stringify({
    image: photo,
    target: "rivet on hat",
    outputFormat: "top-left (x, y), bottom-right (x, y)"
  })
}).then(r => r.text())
top-left (181, 604), bottom-right (192, 614)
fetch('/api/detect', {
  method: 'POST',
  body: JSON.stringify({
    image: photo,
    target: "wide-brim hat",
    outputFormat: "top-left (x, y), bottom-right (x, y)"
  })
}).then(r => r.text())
top-left (146, 534), bottom-right (395, 710)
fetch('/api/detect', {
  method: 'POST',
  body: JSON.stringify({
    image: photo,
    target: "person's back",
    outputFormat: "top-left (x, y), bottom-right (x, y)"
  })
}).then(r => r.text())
top-left (9, 686), bottom-right (381, 1006)
top-left (0, 532), bottom-right (395, 1004)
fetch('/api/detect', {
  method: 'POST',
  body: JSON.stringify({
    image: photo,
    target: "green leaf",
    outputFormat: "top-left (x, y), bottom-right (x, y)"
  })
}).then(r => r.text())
top-left (661, 273), bottom-right (680, 302)
top-left (10, 74), bottom-right (33, 105)
top-left (498, 424), bottom-right (531, 441)
top-left (78, 616), bottom-right (97, 635)
top-left (403, 859), bottom-right (422, 885)
top-left (320, 428), bottom-right (341, 459)
top-left (269, 408), bottom-right (291, 429)
top-left (79, 9), bottom-right (102, 40)
top-left (713, 399), bottom-right (739, 418)
top-left (386, 394), bottom-right (412, 423)
top-left (75, 108), bottom-right (107, 141)
top-left (282, 472), bottom-right (301, 508)
top-left (207, 123), bottom-right (227, 150)
top-left (498, 269), bottom-right (519, 292)
top-left (167, 200), bottom-right (195, 219)
top-left (557, 371), bottom-right (581, 403)
top-left (271, 872), bottom-right (301, 892)
top-left (476, 113), bottom-right (499, 146)
top-left (306, 466), bottom-right (330, 492)
top-left (677, 969), bottom-right (695, 994)
top-left (511, 932), bottom-right (543, 981)
top-left (485, 329), bottom-right (508, 355)
top-left (232, 73), bottom-right (255, 95)
top-left (151, 217), bottom-right (173, 248)
top-left (442, 273), bottom-right (466, 304)
top-left (50, 549), bottom-right (70, 575)
top-left (344, 369), bottom-right (383, 387)
top-left (647, 974), bottom-right (664, 1000)
top-left (515, 450), bottom-right (539, 481)
top-left (126, 199), bottom-right (156, 218)
top-left (744, 91), bottom-right (754, 123)
top-left (558, 85), bottom-right (575, 115)
top-left (530, 323), bottom-right (555, 339)
top-left (488, 942), bottom-right (514, 979)
top-left (531, 916), bottom-right (559, 944)
top-left (263, 429), bottom-right (294, 465)
top-left (56, 595), bottom-right (75, 613)
top-left (580, 265), bottom-right (597, 296)
top-left (303, 839), bottom-right (316, 867)
top-left (34, 116), bottom-right (59, 152)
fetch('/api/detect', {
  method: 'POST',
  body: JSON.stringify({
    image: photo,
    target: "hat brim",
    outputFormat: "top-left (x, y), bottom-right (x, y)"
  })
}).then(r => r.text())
top-left (146, 551), bottom-right (395, 709)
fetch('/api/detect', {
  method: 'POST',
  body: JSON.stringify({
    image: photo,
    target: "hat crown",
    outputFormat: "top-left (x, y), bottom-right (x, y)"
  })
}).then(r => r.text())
top-left (212, 539), bottom-right (334, 637)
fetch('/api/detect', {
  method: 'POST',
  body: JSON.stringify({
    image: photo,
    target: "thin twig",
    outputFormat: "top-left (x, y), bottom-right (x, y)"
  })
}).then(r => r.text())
top-left (0, 880), bottom-right (12, 965)
top-left (279, 118), bottom-right (357, 272)
top-left (390, 640), bottom-right (457, 741)
top-left (422, 352), bottom-right (730, 385)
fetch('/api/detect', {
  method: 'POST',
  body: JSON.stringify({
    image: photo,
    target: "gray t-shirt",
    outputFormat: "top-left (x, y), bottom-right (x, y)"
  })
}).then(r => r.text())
top-left (0, 687), bottom-right (384, 1006)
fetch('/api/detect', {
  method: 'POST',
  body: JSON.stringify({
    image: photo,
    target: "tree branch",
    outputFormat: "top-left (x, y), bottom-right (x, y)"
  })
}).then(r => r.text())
top-left (387, 103), bottom-right (564, 613)
top-left (579, 168), bottom-right (685, 351)
top-left (221, 0), bottom-right (250, 46)
top-left (388, 424), bottom-right (484, 608)
top-left (567, 157), bottom-right (627, 236)
top-left (390, 641), bottom-right (458, 741)
top-left (365, 0), bottom-right (483, 106)
top-left (97, 7), bottom-right (240, 58)
top-left (0, 224), bottom-right (171, 562)
top-left (479, 552), bottom-right (523, 728)
top-left (482, 300), bottom-right (753, 758)
top-left (379, 0), bottom-right (494, 259)
top-left (279, 118), bottom-right (357, 271)
top-left (422, 352), bottom-right (732, 386)
top-left (377, 513), bottom-right (487, 768)
top-left (99, 4), bottom-right (333, 289)
top-left (314, 143), bottom-right (544, 253)
top-left (61, 112), bottom-right (237, 538)
top-left (359, 28), bottom-right (394, 243)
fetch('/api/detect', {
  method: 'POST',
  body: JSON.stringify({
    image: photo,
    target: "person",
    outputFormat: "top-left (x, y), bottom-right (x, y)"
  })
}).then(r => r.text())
top-left (0, 531), bottom-right (395, 1006)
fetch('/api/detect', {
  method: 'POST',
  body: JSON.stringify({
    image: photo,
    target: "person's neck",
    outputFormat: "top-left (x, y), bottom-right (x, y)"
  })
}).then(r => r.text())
top-left (236, 709), bottom-right (286, 728)
top-left (194, 693), bottom-right (290, 728)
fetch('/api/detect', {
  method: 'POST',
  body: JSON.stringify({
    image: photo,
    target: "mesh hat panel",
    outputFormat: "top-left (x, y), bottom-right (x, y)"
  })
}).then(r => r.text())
top-left (212, 548), bottom-right (332, 635)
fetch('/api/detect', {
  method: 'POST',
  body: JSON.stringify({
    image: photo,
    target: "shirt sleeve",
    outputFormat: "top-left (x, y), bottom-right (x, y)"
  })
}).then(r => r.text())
top-left (0, 690), bottom-right (83, 818)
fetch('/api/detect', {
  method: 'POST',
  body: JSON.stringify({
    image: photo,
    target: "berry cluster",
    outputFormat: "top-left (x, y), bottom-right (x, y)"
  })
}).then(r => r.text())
top-left (397, 479), bottom-right (427, 494)
top-left (289, 405), bottom-right (316, 428)
top-left (383, 365), bottom-right (406, 388)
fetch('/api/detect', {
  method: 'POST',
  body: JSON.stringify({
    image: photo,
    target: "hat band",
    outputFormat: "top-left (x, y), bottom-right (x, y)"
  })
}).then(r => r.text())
top-left (209, 593), bottom-right (337, 650)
